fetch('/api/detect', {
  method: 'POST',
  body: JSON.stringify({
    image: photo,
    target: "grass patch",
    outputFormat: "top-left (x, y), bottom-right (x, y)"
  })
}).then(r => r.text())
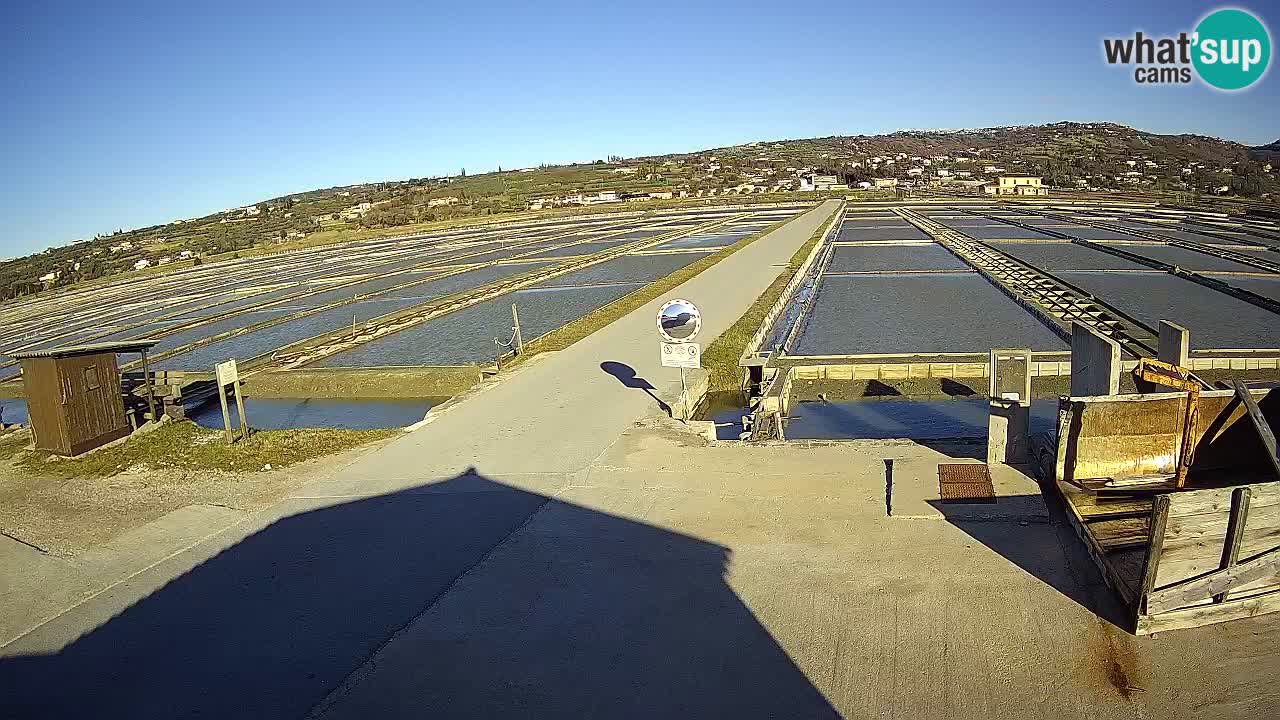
top-left (700, 212), bottom-right (834, 391)
top-left (508, 212), bottom-right (803, 364)
top-left (0, 431), bottom-right (27, 462)
top-left (14, 421), bottom-right (396, 479)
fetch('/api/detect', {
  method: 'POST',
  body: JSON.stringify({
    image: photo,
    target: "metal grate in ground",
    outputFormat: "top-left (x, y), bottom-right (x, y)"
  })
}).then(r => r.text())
top-left (938, 463), bottom-right (997, 503)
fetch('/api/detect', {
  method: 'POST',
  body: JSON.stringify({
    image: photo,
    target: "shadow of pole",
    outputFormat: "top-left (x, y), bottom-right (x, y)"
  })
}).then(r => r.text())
top-left (600, 361), bottom-right (672, 417)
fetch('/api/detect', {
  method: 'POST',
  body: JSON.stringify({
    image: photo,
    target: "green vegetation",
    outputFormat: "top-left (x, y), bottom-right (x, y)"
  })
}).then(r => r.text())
top-left (0, 431), bottom-right (27, 463)
top-left (701, 215), bottom-right (830, 392)
top-left (13, 421), bottom-right (396, 479)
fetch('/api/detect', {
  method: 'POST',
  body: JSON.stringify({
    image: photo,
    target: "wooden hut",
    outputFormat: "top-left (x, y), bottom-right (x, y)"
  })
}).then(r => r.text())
top-left (12, 341), bottom-right (159, 456)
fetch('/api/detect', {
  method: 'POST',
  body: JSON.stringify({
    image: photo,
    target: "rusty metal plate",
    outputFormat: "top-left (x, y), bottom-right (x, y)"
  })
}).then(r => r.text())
top-left (939, 464), bottom-right (996, 503)
top-left (938, 463), bottom-right (991, 483)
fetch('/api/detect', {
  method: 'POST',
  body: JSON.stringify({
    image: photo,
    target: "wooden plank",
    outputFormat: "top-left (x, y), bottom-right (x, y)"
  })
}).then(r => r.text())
top-left (1107, 549), bottom-right (1147, 598)
top-left (1147, 544), bottom-right (1280, 614)
top-left (1071, 495), bottom-right (1154, 520)
top-left (1087, 517), bottom-right (1152, 549)
top-left (1216, 487), bottom-right (1252, 603)
top-left (1156, 531), bottom-right (1280, 593)
top-left (1055, 481), bottom-right (1139, 606)
top-left (1232, 380), bottom-right (1280, 480)
top-left (1162, 503), bottom-right (1280, 546)
top-left (1155, 484), bottom-right (1280, 592)
top-left (218, 385), bottom-right (234, 445)
top-left (1165, 482), bottom-right (1280, 517)
top-left (233, 379), bottom-right (249, 443)
top-left (1137, 495), bottom-right (1171, 615)
top-left (1138, 588), bottom-right (1280, 635)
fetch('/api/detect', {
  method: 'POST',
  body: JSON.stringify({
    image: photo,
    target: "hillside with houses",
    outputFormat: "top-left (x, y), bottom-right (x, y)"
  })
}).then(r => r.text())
top-left (3, 122), bottom-right (1276, 303)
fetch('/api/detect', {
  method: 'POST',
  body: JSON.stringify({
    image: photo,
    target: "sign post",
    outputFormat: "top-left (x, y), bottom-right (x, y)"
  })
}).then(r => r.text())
top-left (657, 299), bottom-right (702, 420)
top-left (214, 359), bottom-right (249, 445)
top-left (512, 304), bottom-right (524, 355)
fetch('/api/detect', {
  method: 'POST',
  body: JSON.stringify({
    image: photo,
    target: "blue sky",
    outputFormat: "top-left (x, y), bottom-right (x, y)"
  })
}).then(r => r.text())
top-left (1, 0), bottom-right (1275, 256)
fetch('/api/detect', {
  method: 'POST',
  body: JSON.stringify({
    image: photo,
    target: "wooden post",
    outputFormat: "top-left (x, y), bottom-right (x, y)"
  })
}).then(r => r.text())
top-left (233, 378), bottom-right (249, 442)
top-left (511, 304), bottom-right (524, 355)
top-left (215, 359), bottom-right (241, 445)
top-left (219, 383), bottom-right (234, 445)
top-left (140, 348), bottom-right (158, 422)
top-left (1137, 494), bottom-right (1171, 620)
top-left (1214, 487), bottom-right (1252, 604)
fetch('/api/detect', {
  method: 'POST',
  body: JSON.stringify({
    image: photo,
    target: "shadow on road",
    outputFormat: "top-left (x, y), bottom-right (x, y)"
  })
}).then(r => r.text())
top-left (600, 360), bottom-right (672, 417)
top-left (926, 495), bottom-right (1133, 630)
top-left (0, 469), bottom-right (839, 719)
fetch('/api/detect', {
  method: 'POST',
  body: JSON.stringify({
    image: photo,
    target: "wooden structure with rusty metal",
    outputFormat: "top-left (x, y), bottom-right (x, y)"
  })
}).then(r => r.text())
top-left (12, 341), bottom-right (159, 456)
top-left (1045, 385), bottom-right (1280, 633)
top-left (1130, 357), bottom-right (1204, 489)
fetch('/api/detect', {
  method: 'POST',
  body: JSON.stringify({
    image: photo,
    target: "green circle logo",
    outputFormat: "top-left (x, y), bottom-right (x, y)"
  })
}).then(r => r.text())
top-left (1193, 8), bottom-right (1271, 90)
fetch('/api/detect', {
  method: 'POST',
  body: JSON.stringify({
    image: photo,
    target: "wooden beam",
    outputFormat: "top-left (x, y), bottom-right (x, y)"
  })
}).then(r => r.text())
top-left (1137, 588), bottom-right (1280, 635)
top-left (1215, 487), bottom-right (1252, 604)
top-left (140, 348), bottom-right (157, 422)
top-left (1147, 544), bottom-right (1280, 614)
top-left (1137, 494), bottom-right (1171, 619)
top-left (1232, 380), bottom-right (1280, 480)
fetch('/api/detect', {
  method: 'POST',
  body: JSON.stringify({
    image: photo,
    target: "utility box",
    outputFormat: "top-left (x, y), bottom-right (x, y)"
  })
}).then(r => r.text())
top-left (12, 341), bottom-right (159, 456)
top-left (988, 348), bottom-right (1033, 465)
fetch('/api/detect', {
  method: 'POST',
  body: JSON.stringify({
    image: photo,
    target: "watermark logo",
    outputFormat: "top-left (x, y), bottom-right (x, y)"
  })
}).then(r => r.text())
top-left (1102, 7), bottom-right (1271, 90)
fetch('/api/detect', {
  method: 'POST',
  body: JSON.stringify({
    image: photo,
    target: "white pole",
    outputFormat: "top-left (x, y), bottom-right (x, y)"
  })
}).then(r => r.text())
top-left (679, 366), bottom-right (687, 420)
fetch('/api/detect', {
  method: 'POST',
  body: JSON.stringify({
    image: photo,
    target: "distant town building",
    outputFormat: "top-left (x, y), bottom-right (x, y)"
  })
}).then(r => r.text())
top-left (587, 190), bottom-right (619, 204)
top-left (983, 175), bottom-right (1048, 196)
top-left (133, 259), bottom-right (152, 271)
top-left (872, 178), bottom-right (899, 189)
top-left (798, 174), bottom-right (838, 192)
